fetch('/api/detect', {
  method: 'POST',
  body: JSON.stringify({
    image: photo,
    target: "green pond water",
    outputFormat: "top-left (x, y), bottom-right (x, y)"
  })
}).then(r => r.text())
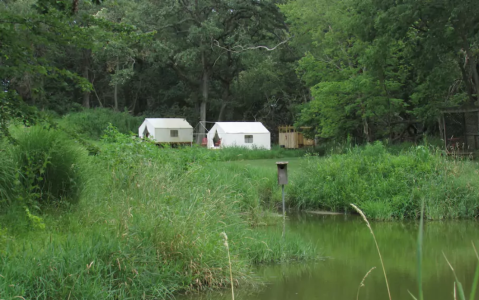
top-left (179, 213), bottom-right (479, 300)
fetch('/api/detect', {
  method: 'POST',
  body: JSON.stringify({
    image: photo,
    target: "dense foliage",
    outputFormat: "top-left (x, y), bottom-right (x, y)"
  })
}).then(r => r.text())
top-left (2, 0), bottom-right (478, 141)
top-left (280, 0), bottom-right (479, 141)
top-left (289, 142), bottom-right (479, 220)
top-left (1, 0), bottom-right (306, 140)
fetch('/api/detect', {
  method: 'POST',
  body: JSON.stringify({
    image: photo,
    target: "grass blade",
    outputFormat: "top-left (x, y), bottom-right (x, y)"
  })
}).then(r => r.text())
top-left (417, 199), bottom-right (424, 300)
top-left (351, 203), bottom-right (392, 300)
top-left (443, 252), bottom-right (467, 300)
top-left (357, 267), bottom-right (376, 300)
top-left (408, 290), bottom-right (419, 300)
top-left (469, 242), bottom-right (479, 300)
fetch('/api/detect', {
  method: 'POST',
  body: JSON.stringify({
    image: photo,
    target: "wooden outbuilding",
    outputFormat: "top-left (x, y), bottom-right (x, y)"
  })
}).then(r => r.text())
top-left (440, 105), bottom-right (479, 155)
top-left (278, 126), bottom-right (315, 149)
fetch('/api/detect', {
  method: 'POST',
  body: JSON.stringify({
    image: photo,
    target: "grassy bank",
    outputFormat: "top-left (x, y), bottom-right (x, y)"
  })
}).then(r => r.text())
top-left (288, 142), bottom-right (479, 220)
top-left (0, 126), bottom-right (317, 299)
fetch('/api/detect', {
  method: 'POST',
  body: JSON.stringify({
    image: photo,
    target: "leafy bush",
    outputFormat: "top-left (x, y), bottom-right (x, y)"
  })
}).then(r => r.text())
top-left (60, 108), bottom-right (143, 140)
top-left (288, 142), bottom-right (479, 220)
top-left (11, 126), bottom-right (87, 208)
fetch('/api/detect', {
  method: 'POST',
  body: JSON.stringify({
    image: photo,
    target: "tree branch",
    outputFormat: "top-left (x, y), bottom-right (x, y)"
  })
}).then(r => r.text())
top-left (212, 35), bottom-right (293, 53)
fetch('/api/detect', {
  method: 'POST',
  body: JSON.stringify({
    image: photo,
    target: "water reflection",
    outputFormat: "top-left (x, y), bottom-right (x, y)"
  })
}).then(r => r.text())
top-left (179, 213), bottom-right (479, 300)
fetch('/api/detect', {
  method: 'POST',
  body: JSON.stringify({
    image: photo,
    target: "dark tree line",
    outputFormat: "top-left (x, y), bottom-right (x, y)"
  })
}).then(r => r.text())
top-left (2, 0), bottom-right (478, 142)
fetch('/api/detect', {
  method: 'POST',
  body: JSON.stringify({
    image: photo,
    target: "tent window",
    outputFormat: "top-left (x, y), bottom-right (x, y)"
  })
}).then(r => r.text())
top-left (245, 135), bottom-right (253, 143)
top-left (170, 130), bottom-right (179, 137)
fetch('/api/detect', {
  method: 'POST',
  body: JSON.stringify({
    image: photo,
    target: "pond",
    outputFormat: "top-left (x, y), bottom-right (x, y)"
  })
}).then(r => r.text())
top-left (178, 213), bottom-right (479, 300)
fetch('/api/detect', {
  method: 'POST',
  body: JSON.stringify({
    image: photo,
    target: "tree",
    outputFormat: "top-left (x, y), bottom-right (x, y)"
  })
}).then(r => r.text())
top-left (0, 0), bottom-right (92, 136)
top-left (280, 0), bottom-right (479, 142)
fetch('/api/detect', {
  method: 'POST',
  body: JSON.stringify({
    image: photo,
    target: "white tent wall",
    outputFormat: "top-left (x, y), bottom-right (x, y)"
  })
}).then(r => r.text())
top-left (138, 118), bottom-right (193, 143)
top-left (155, 128), bottom-right (193, 143)
top-left (206, 122), bottom-right (271, 150)
top-left (222, 133), bottom-right (270, 149)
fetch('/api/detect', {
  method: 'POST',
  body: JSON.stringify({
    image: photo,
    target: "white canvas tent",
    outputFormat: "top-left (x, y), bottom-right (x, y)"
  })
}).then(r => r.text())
top-left (206, 122), bottom-right (271, 150)
top-left (139, 118), bottom-right (193, 144)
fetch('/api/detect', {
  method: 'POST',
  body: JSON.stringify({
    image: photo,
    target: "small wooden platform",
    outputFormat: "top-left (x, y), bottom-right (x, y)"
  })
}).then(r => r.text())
top-left (304, 211), bottom-right (344, 216)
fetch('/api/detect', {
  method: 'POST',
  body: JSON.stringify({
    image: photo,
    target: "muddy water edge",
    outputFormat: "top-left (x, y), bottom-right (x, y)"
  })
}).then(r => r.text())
top-left (178, 213), bottom-right (479, 300)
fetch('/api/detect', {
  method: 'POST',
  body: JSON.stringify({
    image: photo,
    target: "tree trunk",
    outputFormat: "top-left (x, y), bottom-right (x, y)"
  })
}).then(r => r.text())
top-left (72, 0), bottom-right (79, 14)
top-left (82, 49), bottom-right (91, 108)
top-left (114, 62), bottom-right (119, 111)
top-left (218, 102), bottom-right (228, 121)
top-left (438, 116), bottom-right (444, 140)
top-left (363, 117), bottom-right (370, 143)
top-left (458, 56), bottom-right (475, 103)
top-left (198, 52), bottom-right (208, 144)
top-left (463, 37), bottom-right (479, 99)
top-left (130, 79), bottom-right (141, 114)
top-left (218, 82), bottom-right (230, 121)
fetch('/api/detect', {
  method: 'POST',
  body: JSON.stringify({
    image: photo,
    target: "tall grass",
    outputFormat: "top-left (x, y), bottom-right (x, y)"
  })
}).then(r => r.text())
top-left (213, 145), bottom-right (306, 161)
top-left (289, 142), bottom-right (479, 220)
top-left (0, 127), bottom-right (317, 299)
top-left (0, 141), bottom-right (17, 207)
top-left (10, 126), bottom-right (87, 207)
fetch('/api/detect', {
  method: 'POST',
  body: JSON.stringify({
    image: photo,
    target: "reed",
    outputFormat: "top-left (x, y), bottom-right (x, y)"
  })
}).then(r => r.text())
top-left (469, 243), bottom-right (479, 300)
top-left (356, 267), bottom-right (376, 300)
top-left (221, 232), bottom-right (235, 300)
top-left (350, 203), bottom-right (392, 300)
top-left (417, 200), bottom-right (424, 300)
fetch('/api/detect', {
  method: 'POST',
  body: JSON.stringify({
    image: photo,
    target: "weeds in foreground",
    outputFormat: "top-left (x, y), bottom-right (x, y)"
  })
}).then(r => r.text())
top-left (351, 204), bottom-right (392, 300)
top-left (221, 232), bottom-right (235, 300)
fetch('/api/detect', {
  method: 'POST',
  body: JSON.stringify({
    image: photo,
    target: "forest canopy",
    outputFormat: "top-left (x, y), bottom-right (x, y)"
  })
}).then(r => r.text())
top-left (1, 0), bottom-right (478, 142)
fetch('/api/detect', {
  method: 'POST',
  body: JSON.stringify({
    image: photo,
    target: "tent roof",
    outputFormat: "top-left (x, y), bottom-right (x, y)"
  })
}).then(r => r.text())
top-left (215, 122), bottom-right (269, 134)
top-left (144, 118), bottom-right (192, 129)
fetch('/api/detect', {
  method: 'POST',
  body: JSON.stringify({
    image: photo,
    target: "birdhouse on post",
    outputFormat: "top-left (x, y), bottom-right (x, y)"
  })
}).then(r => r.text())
top-left (276, 162), bottom-right (289, 185)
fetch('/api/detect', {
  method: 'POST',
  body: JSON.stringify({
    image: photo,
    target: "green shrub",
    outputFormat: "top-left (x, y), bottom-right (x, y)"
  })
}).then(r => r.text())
top-left (288, 142), bottom-right (479, 220)
top-left (11, 126), bottom-right (87, 208)
top-left (60, 108), bottom-right (143, 140)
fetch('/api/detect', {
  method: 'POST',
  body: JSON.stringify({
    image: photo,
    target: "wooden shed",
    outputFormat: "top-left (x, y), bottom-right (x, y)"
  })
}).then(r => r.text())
top-left (440, 106), bottom-right (479, 155)
top-left (278, 126), bottom-right (315, 149)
